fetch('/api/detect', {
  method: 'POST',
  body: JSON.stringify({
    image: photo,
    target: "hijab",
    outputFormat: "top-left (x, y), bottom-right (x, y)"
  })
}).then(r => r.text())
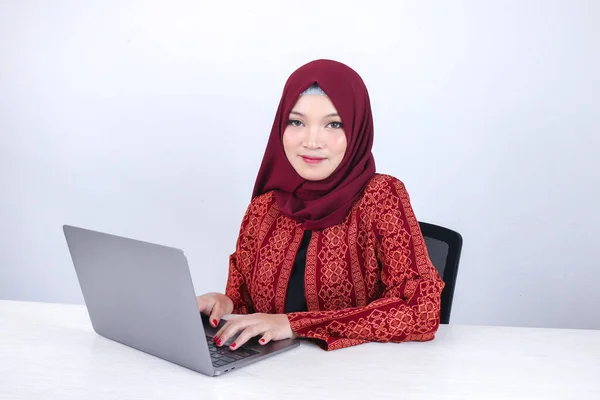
top-left (252, 59), bottom-right (376, 230)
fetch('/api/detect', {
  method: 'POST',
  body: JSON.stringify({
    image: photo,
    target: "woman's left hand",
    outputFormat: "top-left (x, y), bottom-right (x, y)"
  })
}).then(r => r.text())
top-left (213, 313), bottom-right (296, 350)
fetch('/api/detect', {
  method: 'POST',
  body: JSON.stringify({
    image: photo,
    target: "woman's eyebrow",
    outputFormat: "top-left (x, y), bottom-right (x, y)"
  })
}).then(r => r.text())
top-left (289, 110), bottom-right (340, 118)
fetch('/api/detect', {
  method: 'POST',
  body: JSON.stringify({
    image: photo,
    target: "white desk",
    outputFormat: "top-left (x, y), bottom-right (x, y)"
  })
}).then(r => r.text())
top-left (0, 300), bottom-right (598, 400)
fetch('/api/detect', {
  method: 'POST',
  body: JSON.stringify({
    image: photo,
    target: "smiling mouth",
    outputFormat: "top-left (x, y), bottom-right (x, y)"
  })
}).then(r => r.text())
top-left (300, 156), bottom-right (325, 165)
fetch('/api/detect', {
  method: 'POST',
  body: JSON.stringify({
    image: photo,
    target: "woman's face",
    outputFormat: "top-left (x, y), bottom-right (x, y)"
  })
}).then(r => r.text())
top-left (282, 95), bottom-right (347, 181)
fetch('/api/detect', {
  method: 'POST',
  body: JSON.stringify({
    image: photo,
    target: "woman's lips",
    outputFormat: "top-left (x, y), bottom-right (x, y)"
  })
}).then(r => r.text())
top-left (300, 156), bottom-right (325, 164)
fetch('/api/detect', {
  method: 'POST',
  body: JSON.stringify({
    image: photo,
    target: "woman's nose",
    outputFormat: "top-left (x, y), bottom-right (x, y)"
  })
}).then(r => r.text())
top-left (304, 126), bottom-right (323, 149)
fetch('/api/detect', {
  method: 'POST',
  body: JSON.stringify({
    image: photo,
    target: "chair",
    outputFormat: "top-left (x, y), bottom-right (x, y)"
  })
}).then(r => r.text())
top-left (418, 221), bottom-right (463, 324)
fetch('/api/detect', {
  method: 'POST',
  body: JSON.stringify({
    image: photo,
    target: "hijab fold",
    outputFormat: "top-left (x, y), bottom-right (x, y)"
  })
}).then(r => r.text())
top-left (252, 59), bottom-right (376, 230)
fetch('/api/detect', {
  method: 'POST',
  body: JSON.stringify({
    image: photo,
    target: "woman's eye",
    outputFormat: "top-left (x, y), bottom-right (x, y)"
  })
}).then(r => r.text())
top-left (287, 119), bottom-right (303, 127)
top-left (327, 121), bottom-right (343, 129)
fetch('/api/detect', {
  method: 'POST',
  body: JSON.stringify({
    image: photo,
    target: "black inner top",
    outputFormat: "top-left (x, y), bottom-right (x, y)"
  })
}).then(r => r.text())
top-left (283, 230), bottom-right (312, 313)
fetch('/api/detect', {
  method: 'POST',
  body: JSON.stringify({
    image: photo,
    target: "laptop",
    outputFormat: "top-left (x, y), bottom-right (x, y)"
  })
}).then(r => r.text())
top-left (62, 225), bottom-right (300, 376)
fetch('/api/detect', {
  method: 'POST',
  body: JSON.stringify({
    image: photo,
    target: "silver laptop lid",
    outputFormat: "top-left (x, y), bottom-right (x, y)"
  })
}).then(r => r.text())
top-left (63, 225), bottom-right (213, 375)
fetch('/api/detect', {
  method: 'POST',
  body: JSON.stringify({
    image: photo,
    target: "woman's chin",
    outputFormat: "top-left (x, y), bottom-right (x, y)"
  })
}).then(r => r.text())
top-left (295, 167), bottom-right (333, 182)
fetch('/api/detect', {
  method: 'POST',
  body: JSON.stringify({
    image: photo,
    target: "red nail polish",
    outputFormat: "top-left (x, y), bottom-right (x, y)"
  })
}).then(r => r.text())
top-left (212, 319), bottom-right (217, 326)
top-left (212, 336), bottom-right (219, 343)
top-left (260, 338), bottom-right (265, 343)
top-left (217, 339), bottom-right (223, 346)
top-left (230, 342), bottom-right (237, 349)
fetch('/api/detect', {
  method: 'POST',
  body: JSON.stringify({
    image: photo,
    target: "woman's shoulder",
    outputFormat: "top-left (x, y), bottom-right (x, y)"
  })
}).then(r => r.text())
top-left (362, 173), bottom-right (410, 199)
top-left (354, 173), bottom-right (412, 217)
top-left (244, 191), bottom-right (278, 219)
top-left (250, 190), bottom-right (276, 204)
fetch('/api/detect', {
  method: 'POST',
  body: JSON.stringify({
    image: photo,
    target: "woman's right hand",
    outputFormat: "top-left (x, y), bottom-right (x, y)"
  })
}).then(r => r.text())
top-left (196, 292), bottom-right (234, 328)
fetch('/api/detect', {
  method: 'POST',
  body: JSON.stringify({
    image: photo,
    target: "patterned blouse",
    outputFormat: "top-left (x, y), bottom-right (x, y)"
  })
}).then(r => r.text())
top-left (225, 174), bottom-right (445, 350)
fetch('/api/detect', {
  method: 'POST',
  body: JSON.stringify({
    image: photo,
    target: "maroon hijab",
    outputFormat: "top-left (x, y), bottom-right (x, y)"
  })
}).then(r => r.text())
top-left (252, 59), bottom-right (376, 230)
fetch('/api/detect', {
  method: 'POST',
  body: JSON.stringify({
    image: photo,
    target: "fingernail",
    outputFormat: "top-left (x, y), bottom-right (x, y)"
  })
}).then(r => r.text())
top-left (212, 336), bottom-right (219, 343)
top-left (259, 338), bottom-right (265, 344)
top-left (230, 342), bottom-right (237, 349)
top-left (217, 339), bottom-right (223, 346)
top-left (212, 319), bottom-right (217, 326)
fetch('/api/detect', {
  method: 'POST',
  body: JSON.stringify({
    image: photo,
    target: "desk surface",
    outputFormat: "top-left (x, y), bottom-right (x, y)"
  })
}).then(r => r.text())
top-left (1, 300), bottom-right (599, 400)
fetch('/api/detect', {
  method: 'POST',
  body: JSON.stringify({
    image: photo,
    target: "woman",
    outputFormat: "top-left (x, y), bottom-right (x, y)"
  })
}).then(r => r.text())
top-left (197, 59), bottom-right (444, 351)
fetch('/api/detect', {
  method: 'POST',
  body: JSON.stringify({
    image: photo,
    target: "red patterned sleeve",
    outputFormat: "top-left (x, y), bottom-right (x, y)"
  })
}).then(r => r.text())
top-left (287, 177), bottom-right (445, 350)
top-left (224, 201), bottom-right (259, 315)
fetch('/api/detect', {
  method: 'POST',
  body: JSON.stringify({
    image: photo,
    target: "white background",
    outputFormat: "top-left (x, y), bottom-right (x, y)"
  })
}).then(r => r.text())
top-left (1, 0), bottom-right (598, 329)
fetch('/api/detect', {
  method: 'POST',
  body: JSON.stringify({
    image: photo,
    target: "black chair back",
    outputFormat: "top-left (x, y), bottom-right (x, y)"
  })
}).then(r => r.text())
top-left (419, 221), bottom-right (463, 324)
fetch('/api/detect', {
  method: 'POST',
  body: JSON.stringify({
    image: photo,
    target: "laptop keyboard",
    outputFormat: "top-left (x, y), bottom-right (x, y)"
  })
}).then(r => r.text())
top-left (206, 336), bottom-right (259, 368)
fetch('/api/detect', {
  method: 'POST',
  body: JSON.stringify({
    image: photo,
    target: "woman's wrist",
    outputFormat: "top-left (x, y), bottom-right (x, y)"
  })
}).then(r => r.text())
top-left (285, 314), bottom-right (298, 339)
